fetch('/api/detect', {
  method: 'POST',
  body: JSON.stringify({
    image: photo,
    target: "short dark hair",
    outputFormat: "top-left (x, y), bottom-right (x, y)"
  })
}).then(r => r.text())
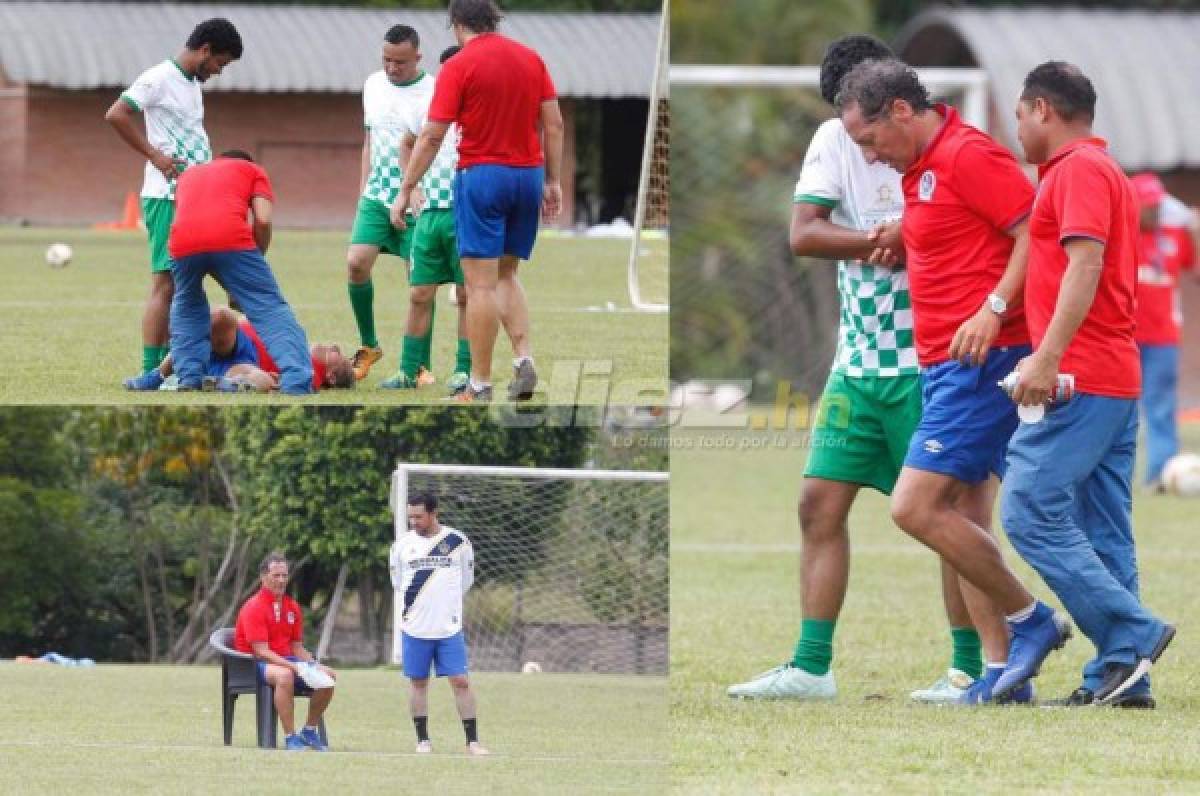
top-left (837, 58), bottom-right (931, 121)
top-left (259, 551), bottom-right (288, 575)
top-left (1021, 61), bottom-right (1096, 123)
top-left (407, 492), bottom-right (438, 512)
top-left (819, 35), bottom-right (893, 106)
top-left (440, 45), bottom-right (462, 65)
top-left (449, 0), bottom-right (501, 34)
top-left (187, 18), bottom-right (243, 59)
top-left (384, 24), bottom-right (420, 48)
top-left (219, 149), bottom-right (254, 162)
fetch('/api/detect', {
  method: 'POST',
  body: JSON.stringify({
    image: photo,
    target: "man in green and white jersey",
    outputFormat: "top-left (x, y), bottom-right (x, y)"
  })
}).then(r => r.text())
top-left (381, 45), bottom-right (472, 394)
top-left (345, 24), bottom-right (436, 383)
top-left (106, 18), bottom-right (243, 384)
top-left (727, 35), bottom-right (1006, 703)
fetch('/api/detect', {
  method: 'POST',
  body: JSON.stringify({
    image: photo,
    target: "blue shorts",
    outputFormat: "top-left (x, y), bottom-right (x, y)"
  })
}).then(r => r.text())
top-left (904, 345), bottom-right (1031, 483)
top-left (454, 164), bottom-right (544, 260)
top-left (205, 327), bottom-right (259, 379)
top-left (402, 631), bottom-right (468, 679)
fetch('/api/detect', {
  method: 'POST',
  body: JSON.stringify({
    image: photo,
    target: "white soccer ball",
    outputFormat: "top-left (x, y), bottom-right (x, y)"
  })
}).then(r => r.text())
top-left (45, 242), bottom-right (72, 268)
top-left (521, 661), bottom-right (542, 674)
top-left (1161, 453), bottom-right (1200, 497)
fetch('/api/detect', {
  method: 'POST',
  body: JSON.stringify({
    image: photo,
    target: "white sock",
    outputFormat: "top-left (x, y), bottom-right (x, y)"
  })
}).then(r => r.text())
top-left (986, 662), bottom-right (1006, 670)
top-left (514, 356), bottom-right (533, 367)
top-left (470, 378), bottom-right (491, 392)
top-left (1006, 601), bottom-right (1037, 624)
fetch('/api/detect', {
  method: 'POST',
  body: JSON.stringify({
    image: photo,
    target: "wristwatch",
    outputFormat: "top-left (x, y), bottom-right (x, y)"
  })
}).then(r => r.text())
top-left (986, 293), bottom-right (1008, 316)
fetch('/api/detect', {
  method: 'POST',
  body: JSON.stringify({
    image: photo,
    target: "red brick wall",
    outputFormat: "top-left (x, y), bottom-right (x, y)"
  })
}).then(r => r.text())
top-left (0, 85), bottom-right (29, 221)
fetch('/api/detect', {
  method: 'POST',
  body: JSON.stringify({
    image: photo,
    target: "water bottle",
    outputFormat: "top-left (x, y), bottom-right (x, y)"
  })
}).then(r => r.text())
top-left (998, 372), bottom-right (1075, 423)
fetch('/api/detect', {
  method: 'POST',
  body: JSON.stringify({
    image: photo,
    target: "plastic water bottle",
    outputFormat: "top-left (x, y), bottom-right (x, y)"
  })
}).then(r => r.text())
top-left (998, 371), bottom-right (1075, 423)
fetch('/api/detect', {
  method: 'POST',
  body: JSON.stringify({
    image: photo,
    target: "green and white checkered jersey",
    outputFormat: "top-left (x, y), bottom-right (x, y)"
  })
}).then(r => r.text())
top-left (794, 118), bottom-right (917, 378)
top-left (421, 124), bottom-right (458, 210)
top-left (120, 60), bottom-right (211, 200)
top-left (362, 70), bottom-right (435, 208)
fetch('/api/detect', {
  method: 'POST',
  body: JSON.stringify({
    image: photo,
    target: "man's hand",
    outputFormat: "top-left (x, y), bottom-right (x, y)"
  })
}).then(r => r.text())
top-left (949, 305), bottom-right (1003, 365)
top-left (1010, 350), bottom-right (1060, 407)
top-left (150, 151), bottom-right (184, 182)
top-left (542, 180), bottom-right (563, 222)
top-left (865, 221), bottom-right (904, 266)
top-left (390, 188), bottom-right (415, 230)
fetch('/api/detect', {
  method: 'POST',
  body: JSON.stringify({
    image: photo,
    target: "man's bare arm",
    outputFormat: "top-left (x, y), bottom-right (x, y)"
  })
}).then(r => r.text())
top-left (105, 99), bottom-right (179, 181)
top-left (790, 202), bottom-right (885, 260)
top-left (250, 196), bottom-right (273, 254)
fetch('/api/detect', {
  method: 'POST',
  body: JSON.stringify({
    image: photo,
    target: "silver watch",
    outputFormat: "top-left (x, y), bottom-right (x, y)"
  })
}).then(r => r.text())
top-left (986, 293), bottom-right (1008, 316)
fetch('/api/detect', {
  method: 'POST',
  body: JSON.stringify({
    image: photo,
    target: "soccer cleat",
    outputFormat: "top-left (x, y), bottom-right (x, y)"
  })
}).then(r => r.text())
top-left (958, 675), bottom-right (1034, 706)
top-left (299, 726), bottom-right (328, 752)
top-left (415, 740), bottom-right (433, 754)
top-left (466, 741), bottom-right (490, 756)
top-left (454, 384), bottom-right (493, 403)
top-left (1040, 686), bottom-right (1156, 710)
top-left (158, 374), bottom-right (199, 392)
top-left (284, 734), bottom-right (309, 751)
top-left (726, 664), bottom-right (837, 700)
top-left (1094, 624), bottom-right (1175, 706)
top-left (416, 366), bottom-right (436, 387)
top-left (992, 610), bottom-right (1073, 701)
top-left (379, 371), bottom-right (420, 390)
top-left (910, 668), bottom-right (974, 704)
top-left (214, 376), bottom-right (259, 393)
top-left (507, 359), bottom-right (537, 401)
top-left (124, 369), bottom-right (164, 391)
top-left (352, 345), bottom-right (383, 381)
top-left (446, 371), bottom-right (470, 396)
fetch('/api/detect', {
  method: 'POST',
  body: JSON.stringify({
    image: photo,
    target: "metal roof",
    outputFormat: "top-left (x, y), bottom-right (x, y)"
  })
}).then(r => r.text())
top-left (0, 2), bottom-right (659, 98)
top-left (896, 8), bottom-right (1200, 170)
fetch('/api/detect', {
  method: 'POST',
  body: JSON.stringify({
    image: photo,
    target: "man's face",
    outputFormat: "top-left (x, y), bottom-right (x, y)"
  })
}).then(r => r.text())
top-left (383, 41), bottom-right (421, 84)
top-left (842, 100), bottom-right (914, 173)
top-left (1015, 99), bottom-right (1050, 165)
top-left (261, 561), bottom-right (289, 597)
top-left (1140, 203), bottom-right (1161, 232)
top-left (195, 45), bottom-right (236, 83)
top-left (311, 343), bottom-right (349, 387)
top-left (450, 23), bottom-right (467, 47)
top-left (407, 504), bottom-right (436, 534)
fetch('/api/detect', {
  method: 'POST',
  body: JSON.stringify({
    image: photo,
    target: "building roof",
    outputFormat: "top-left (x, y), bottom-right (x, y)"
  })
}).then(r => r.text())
top-left (896, 8), bottom-right (1200, 170)
top-left (0, 2), bottom-right (659, 99)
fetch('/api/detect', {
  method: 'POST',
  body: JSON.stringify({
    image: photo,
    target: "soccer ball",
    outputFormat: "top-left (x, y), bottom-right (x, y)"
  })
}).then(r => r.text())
top-left (1161, 453), bottom-right (1200, 497)
top-left (521, 661), bottom-right (542, 674)
top-left (45, 242), bottom-right (73, 268)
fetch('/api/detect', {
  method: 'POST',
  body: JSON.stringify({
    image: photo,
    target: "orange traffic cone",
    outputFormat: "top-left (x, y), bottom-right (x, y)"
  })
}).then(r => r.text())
top-left (94, 191), bottom-right (141, 230)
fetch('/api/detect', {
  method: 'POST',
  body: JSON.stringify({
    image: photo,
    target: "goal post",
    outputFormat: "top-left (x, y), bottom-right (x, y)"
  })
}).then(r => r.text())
top-left (390, 463), bottom-right (669, 675)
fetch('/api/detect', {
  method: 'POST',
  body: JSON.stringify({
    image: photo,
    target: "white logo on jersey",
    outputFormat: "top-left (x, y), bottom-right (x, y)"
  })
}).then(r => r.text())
top-left (924, 439), bottom-right (944, 454)
top-left (918, 170), bottom-right (936, 201)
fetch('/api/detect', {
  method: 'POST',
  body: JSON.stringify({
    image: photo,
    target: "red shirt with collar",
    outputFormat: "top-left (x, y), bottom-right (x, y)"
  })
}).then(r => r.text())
top-left (900, 105), bottom-right (1034, 366)
top-left (427, 33), bottom-right (557, 168)
top-left (234, 587), bottom-right (303, 657)
top-left (1027, 137), bottom-right (1141, 398)
top-left (168, 158), bottom-right (274, 259)
top-left (1135, 225), bottom-right (1195, 345)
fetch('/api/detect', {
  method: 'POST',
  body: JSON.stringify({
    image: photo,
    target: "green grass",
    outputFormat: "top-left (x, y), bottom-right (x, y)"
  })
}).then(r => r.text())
top-left (0, 228), bottom-right (666, 404)
top-left (671, 420), bottom-right (1200, 793)
top-left (0, 664), bottom-right (665, 793)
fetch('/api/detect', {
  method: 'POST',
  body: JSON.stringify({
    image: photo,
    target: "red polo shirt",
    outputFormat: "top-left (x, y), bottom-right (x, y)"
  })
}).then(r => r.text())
top-left (238, 320), bottom-right (325, 391)
top-left (901, 105), bottom-right (1033, 366)
top-left (1027, 138), bottom-right (1141, 398)
top-left (168, 158), bottom-right (274, 259)
top-left (427, 32), bottom-right (557, 168)
top-left (1135, 226), bottom-right (1194, 345)
top-left (234, 587), bottom-right (303, 657)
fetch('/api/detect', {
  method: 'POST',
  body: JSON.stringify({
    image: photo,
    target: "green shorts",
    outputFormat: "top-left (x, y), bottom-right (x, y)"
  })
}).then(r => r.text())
top-left (350, 196), bottom-right (415, 261)
top-left (409, 209), bottom-right (464, 286)
top-left (142, 197), bottom-right (175, 273)
top-left (803, 371), bottom-right (922, 495)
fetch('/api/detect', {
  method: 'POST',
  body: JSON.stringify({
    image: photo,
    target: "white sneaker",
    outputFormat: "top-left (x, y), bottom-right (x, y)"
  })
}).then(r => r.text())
top-left (415, 740), bottom-right (433, 754)
top-left (726, 664), bottom-right (837, 700)
top-left (466, 741), bottom-right (490, 756)
top-left (910, 668), bottom-right (975, 703)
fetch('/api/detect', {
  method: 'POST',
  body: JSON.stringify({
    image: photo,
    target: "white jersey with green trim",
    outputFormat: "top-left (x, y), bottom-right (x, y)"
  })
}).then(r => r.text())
top-left (389, 525), bottom-right (474, 640)
top-left (120, 59), bottom-right (211, 201)
top-left (362, 70), bottom-right (435, 208)
top-left (401, 108), bottom-right (458, 212)
top-left (793, 118), bottom-right (916, 378)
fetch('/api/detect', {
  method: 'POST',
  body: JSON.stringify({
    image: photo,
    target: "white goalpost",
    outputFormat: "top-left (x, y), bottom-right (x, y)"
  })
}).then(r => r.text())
top-left (390, 463), bottom-right (669, 675)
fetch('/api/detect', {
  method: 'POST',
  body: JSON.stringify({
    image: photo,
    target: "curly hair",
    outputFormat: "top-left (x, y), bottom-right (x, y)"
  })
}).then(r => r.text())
top-left (836, 58), bottom-right (931, 121)
top-left (1021, 61), bottom-right (1096, 123)
top-left (449, 0), bottom-right (502, 34)
top-left (819, 34), bottom-right (893, 106)
top-left (186, 18), bottom-right (243, 59)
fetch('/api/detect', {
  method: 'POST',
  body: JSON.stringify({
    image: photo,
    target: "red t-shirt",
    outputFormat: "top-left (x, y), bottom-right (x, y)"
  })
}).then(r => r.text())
top-left (234, 587), bottom-right (303, 657)
top-left (427, 33), bottom-right (557, 168)
top-left (168, 158), bottom-right (274, 259)
top-left (901, 105), bottom-right (1034, 366)
top-left (1026, 138), bottom-right (1141, 398)
top-left (238, 319), bottom-right (325, 391)
top-left (1135, 226), bottom-right (1195, 345)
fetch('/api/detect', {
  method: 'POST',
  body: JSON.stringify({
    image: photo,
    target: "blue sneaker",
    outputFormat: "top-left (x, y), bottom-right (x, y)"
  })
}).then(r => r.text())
top-left (284, 734), bottom-right (308, 751)
top-left (993, 606), bottom-right (1073, 700)
top-left (123, 369), bottom-right (164, 391)
top-left (957, 668), bottom-right (1034, 705)
top-left (299, 726), bottom-right (328, 752)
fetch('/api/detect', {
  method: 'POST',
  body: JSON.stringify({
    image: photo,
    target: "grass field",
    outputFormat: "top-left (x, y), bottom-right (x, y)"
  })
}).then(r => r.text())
top-left (0, 664), bottom-right (665, 793)
top-left (671, 420), bottom-right (1200, 793)
top-left (0, 228), bottom-right (667, 405)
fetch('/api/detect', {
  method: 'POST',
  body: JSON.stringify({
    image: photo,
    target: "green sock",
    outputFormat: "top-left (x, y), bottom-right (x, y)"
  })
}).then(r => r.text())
top-left (142, 345), bottom-right (168, 374)
top-left (790, 618), bottom-right (835, 676)
top-left (950, 626), bottom-right (983, 680)
top-left (419, 302), bottom-right (435, 370)
top-left (455, 338), bottom-right (471, 375)
top-left (347, 281), bottom-right (378, 348)
top-left (400, 335), bottom-right (423, 380)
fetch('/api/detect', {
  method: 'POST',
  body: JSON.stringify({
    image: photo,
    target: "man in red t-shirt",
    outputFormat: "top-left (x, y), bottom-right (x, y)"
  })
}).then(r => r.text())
top-left (1130, 173), bottom-right (1195, 487)
top-left (1001, 62), bottom-right (1174, 708)
top-left (838, 58), bottom-right (1047, 705)
top-left (390, 0), bottom-right (564, 403)
top-left (158, 151), bottom-right (314, 394)
top-left (234, 552), bottom-right (337, 750)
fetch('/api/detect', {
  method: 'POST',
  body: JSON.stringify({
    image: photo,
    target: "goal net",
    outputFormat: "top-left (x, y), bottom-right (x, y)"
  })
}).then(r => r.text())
top-left (669, 64), bottom-right (987, 402)
top-left (390, 464), bottom-right (669, 675)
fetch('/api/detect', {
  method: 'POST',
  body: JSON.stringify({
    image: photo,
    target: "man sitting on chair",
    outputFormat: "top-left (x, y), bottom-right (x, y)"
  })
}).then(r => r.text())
top-left (234, 552), bottom-right (337, 751)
